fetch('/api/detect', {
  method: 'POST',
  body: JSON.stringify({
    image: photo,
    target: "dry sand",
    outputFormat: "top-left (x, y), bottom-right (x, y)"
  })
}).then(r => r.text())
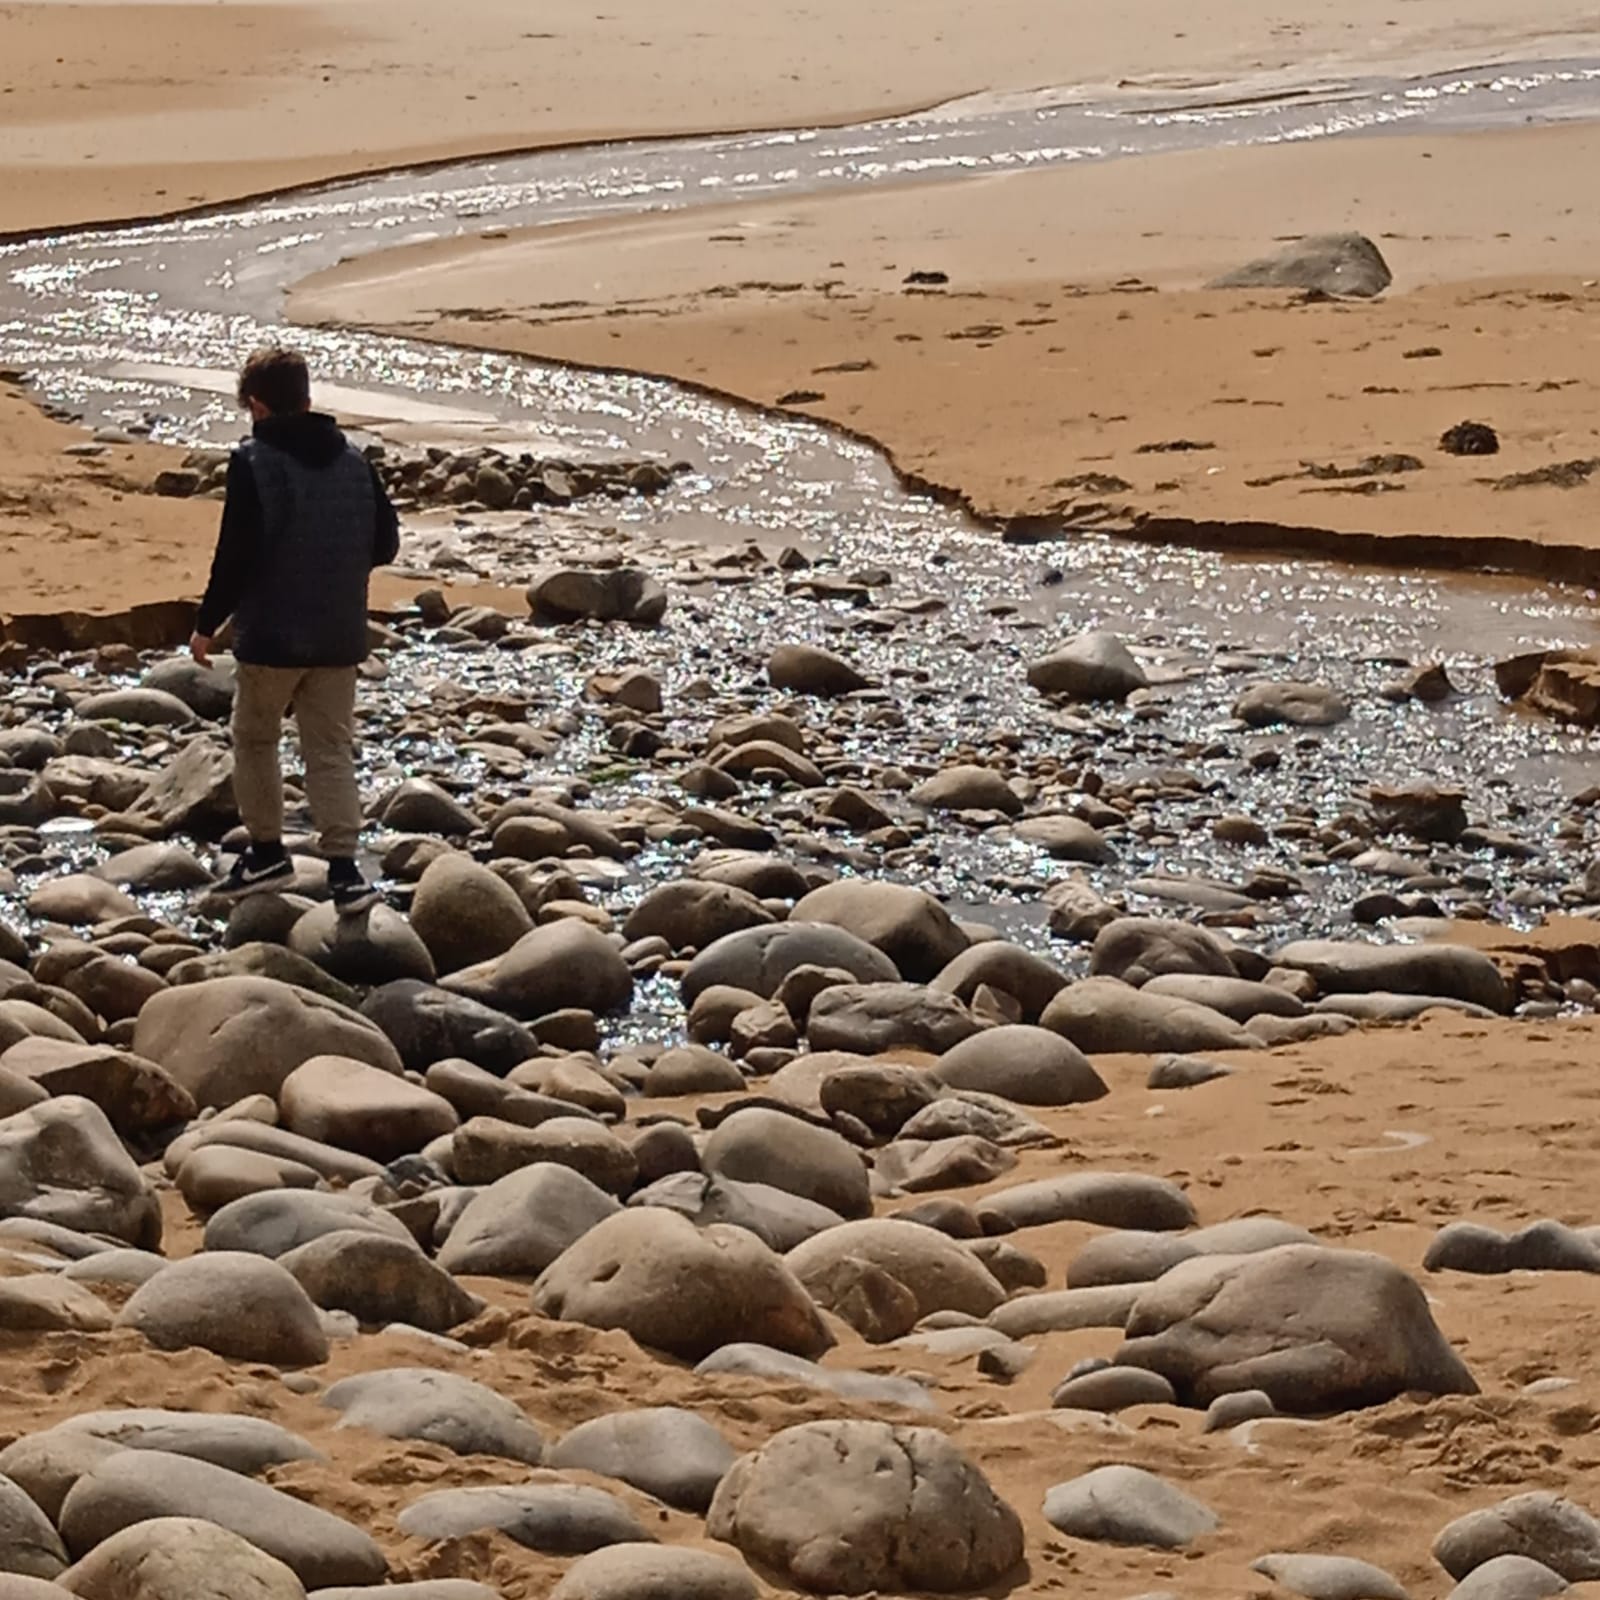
top-left (293, 123), bottom-right (1600, 579)
top-left (5, 0), bottom-right (1600, 236)
top-left (10, 1011), bottom-right (1600, 1598)
top-left (0, 381), bottom-right (517, 630)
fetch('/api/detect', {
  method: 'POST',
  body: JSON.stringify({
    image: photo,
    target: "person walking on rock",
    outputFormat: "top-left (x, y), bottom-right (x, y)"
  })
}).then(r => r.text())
top-left (191, 346), bottom-right (399, 911)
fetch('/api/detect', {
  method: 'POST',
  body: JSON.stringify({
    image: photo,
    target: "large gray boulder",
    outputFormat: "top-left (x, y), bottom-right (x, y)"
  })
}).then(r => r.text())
top-left (0, 1472), bottom-right (68, 1577)
top-left (977, 1172), bottom-right (1196, 1232)
top-left (549, 1408), bottom-right (737, 1512)
top-left (1090, 918), bottom-right (1240, 986)
top-left (439, 1162), bottom-right (620, 1278)
top-left (58, 1516), bottom-right (305, 1600)
top-left (0, 1097), bottom-right (160, 1248)
top-left (398, 1482), bottom-right (649, 1555)
top-left (696, 1345), bottom-right (936, 1410)
top-left (1043, 1465), bottom-right (1217, 1549)
top-left (681, 923), bottom-right (897, 1004)
top-left (133, 977), bottom-right (401, 1107)
top-left (0, 1042), bottom-right (190, 1138)
top-left (627, 1173), bottom-right (844, 1254)
top-left (1027, 631), bottom-right (1148, 701)
top-left (1042, 977), bottom-right (1260, 1054)
top-left (932, 1025), bottom-right (1107, 1106)
top-left (786, 1219), bottom-right (1006, 1324)
top-left (1118, 1244), bottom-right (1478, 1411)
top-left (288, 905), bottom-right (436, 988)
top-left (408, 853), bottom-right (533, 975)
top-left (278, 1054), bottom-right (457, 1161)
top-left (702, 1108), bottom-right (871, 1220)
top-left (623, 882), bottom-right (774, 951)
top-left (1444, 1554), bottom-right (1573, 1599)
top-left (324, 1368), bottom-right (544, 1464)
top-left (766, 643), bottom-right (869, 697)
top-left (443, 921), bottom-right (633, 1020)
top-left (805, 983), bottom-right (978, 1055)
top-left (116, 1252), bottom-right (329, 1367)
top-left (279, 1230), bottom-right (480, 1333)
top-left (527, 566), bottom-right (666, 626)
top-left (931, 942), bottom-right (1069, 1022)
top-left (790, 882), bottom-right (968, 983)
top-left (59, 1451), bottom-right (386, 1587)
top-left (531, 1207), bottom-right (832, 1361)
top-left (1434, 1494), bottom-right (1600, 1583)
top-left (1209, 233), bottom-right (1393, 298)
top-left (1273, 939), bottom-right (1511, 1014)
top-left (1233, 680), bottom-right (1350, 728)
top-left (707, 1420), bottom-right (1023, 1594)
top-left (41, 1410), bottom-right (319, 1479)
top-left (911, 765), bottom-right (1021, 816)
top-left (450, 1115), bottom-right (636, 1192)
top-left (202, 1189), bottom-right (414, 1259)
top-left (1250, 1553), bottom-right (1408, 1600)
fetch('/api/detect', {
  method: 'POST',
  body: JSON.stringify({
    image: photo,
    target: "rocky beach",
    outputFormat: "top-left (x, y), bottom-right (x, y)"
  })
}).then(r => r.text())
top-left (1, 1), bottom-right (1600, 1597)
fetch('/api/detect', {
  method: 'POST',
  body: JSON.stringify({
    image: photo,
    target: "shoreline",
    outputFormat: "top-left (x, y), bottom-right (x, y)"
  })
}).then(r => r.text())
top-left (290, 123), bottom-right (1600, 590)
top-left (5, 0), bottom-right (1600, 237)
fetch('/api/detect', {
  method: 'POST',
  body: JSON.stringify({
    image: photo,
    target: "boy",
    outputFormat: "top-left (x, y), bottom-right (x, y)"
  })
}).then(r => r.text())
top-left (191, 346), bottom-right (399, 911)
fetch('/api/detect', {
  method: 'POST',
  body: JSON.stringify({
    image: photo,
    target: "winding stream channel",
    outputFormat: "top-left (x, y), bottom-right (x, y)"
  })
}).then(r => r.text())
top-left (2, 61), bottom-right (1600, 984)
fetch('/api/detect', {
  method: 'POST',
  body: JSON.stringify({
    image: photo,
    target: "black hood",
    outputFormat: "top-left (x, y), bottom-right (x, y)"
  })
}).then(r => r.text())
top-left (252, 410), bottom-right (349, 468)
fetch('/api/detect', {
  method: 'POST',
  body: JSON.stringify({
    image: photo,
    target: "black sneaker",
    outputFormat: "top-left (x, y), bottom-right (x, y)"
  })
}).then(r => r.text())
top-left (328, 858), bottom-right (380, 915)
top-left (214, 844), bottom-right (293, 897)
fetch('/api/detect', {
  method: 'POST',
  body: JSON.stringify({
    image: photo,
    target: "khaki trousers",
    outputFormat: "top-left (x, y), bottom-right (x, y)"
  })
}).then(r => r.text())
top-left (232, 664), bottom-right (363, 859)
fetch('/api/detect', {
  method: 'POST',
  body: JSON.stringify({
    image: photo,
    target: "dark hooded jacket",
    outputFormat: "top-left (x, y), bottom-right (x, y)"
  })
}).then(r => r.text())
top-left (196, 411), bottom-right (400, 667)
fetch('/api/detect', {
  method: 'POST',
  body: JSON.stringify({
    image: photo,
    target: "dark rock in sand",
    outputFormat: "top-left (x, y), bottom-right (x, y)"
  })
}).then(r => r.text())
top-left (280, 1229), bottom-right (481, 1332)
top-left (1274, 938), bottom-right (1510, 1013)
top-left (805, 982), bottom-right (978, 1055)
top-left (702, 1106), bottom-right (871, 1219)
top-left (1209, 233), bottom-right (1392, 298)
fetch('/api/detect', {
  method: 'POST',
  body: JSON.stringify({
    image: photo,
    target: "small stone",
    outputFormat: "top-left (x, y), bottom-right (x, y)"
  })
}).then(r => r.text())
top-left (1043, 1464), bottom-right (1218, 1549)
top-left (1250, 1553), bottom-right (1409, 1600)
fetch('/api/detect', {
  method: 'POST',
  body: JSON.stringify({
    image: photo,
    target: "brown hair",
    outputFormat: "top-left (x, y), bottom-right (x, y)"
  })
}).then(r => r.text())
top-left (237, 346), bottom-right (311, 415)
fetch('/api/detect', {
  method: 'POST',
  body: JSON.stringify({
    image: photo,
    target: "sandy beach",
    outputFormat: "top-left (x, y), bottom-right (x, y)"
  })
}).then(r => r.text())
top-left (0, 4), bottom-right (1599, 1599)
top-left (6, 0), bottom-right (1600, 235)
top-left (294, 123), bottom-right (1600, 578)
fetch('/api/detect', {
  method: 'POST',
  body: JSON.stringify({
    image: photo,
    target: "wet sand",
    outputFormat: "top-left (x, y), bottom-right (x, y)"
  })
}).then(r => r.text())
top-left (5, 0), bottom-right (1600, 235)
top-left (294, 123), bottom-right (1600, 577)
